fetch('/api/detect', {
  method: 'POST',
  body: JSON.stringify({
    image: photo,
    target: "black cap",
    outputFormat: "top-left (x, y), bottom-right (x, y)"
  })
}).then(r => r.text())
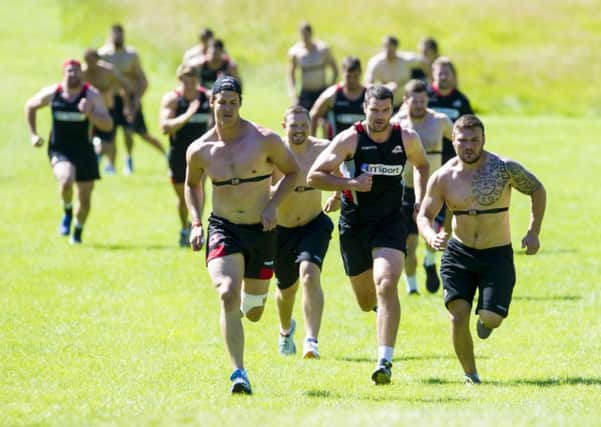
top-left (212, 76), bottom-right (242, 96)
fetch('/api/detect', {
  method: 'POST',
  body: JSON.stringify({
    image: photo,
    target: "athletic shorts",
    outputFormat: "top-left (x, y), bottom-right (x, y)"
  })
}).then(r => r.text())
top-left (401, 185), bottom-right (418, 235)
top-left (93, 124), bottom-right (115, 143)
top-left (442, 137), bottom-right (455, 164)
top-left (48, 146), bottom-right (100, 182)
top-left (299, 87), bottom-right (325, 111)
top-left (112, 95), bottom-right (148, 134)
top-left (339, 209), bottom-right (407, 276)
top-left (404, 184), bottom-right (445, 227)
top-left (440, 238), bottom-right (515, 317)
top-left (167, 144), bottom-right (190, 184)
top-left (206, 214), bottom-right (276, 280)
top-left (275, 212), bottom-right (334, 289)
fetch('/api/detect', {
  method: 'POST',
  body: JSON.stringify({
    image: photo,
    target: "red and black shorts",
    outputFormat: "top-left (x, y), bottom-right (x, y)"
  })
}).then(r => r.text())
top-left (206, 214), bottom-right (276, 280)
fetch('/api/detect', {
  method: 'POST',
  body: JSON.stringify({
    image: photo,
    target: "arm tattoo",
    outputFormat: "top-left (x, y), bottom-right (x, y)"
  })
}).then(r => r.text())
top-left (504, 160), bottom-right (541, 195)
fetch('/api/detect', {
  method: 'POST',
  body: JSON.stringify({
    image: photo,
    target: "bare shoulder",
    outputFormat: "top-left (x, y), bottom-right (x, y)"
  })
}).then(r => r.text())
top-left (161, 90), bottom-right (178, 106)
top-left (97, 60), bottom-right (115, 72)
top-left (500, 155), bottom-right (542, 194)
top-left (434, 158), bottom-right (458, 181)
top-left (97, 44), bottom-right (113, 55)
top-left (315, 39), bottom-right (329, 51)
top-left (320, 84), bottom-right (338, 99)
top-left (288, 42), bottom-right (302, 57)
top-left (391, 109), bottom-right (409, 124)
top-left (430, 109), bottom-right (449, 122)
top-left (309, 136), bottom-right (331, 152)
top-left (85, 84), bottom-right (101, 97)
top-left (187, 128), bottom-right (217, 156)
top-left (401, 126), bottom-right (420, 141)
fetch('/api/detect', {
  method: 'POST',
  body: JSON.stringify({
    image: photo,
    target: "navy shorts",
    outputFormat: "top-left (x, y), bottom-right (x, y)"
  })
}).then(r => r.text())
top-left (168, 144), bottom-right (190, 184)
top-left (275, 212), bottom-right (334, 289)
top-left (113, 95), bottom-right (147, 134)
top-left (339, 209), bottom-right (407, 276)
top-left (299, 87), bottom-right (325, 111)
top-left (93, 124), bottom-right (115, 143)
top-left (206, 214), bottom-right (276, 280)
top-left (48, 145), bottom-right (100, 182)
top-left (440, 238), bottom-right (516, 317)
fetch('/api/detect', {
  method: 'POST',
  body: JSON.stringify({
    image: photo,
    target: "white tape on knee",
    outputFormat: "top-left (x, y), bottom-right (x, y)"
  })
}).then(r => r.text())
top-left (240, 292), bottom-right (268, 316)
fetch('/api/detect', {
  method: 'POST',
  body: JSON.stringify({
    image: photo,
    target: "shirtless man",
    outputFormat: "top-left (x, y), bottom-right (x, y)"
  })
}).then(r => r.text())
top-left (308, 85), bottom-right (429, 385)
top-left (160, 64), bottom-right (211, 247)
top-left (194, 39), bottom-right (240, 90)
top-left (365, 35), bottom-right (427, 112)
top-left (98, 24), bottom-right (165, 174)
top-left (182, 27), bottom-right (214, 67)
top-left (273, 106), bottom-right (333, 359)
top-left (309, 56), bottom-right (366, 137)
top-left (392, 79), bottom-right (452, 294)
top-left (410, 37), bottom-right (439, 82)
top-left (83, 48), bottom-right (130, 174)
top-left (25, 59), bottom-right (112, 244)
top-left (287, 22), bottom-right (338, 111)
top-left (417, 114), bottom-right (546, 384)
top-left (185, 77), bottom-right (300, 395)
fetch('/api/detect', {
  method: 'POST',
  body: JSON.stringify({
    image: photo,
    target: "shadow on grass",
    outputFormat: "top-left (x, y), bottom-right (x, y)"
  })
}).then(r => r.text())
top-left (88, 243), bottom-right (174, 251)
top-left (514, 248), bottom-right (578, 256)
top-left (303, 389), bottom-right (468, 403)
top-left (337, 354), bottom-right (462, 364)
top-left (491, 377), bottom-right (601, 387)
top-left (513, 295), bottom-right (581, 301)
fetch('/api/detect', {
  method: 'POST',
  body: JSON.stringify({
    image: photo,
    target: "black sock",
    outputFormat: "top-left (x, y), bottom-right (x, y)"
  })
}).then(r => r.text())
top-left (73, 225), bottom-right (83, 240)
top-left (65, 207), bottom-right (73, 217)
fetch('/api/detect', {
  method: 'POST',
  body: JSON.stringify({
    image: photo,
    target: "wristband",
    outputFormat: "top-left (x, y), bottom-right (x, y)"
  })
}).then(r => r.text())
top-left (192, 222), bottom-right (202, 228)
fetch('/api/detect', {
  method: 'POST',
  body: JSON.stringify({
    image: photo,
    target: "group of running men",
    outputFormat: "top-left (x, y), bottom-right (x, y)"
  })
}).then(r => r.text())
top-left (24, 22), bottom-right (546, 394)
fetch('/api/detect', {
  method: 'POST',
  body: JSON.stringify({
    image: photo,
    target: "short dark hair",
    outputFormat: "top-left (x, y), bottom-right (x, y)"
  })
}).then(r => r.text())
top-left (342, 56), bottom-right (361, 73)
top-left (383, 35), bottom-right (399, 47)
top-left (432, 56), bottom-right (457, 77)
top-left (212, 76), bottom-right (242, 100)
top-left (111, 24), bottom-right (123, 33)
top-left (83, 48), bottom-right (100, 59)
top-left (453, 114), bottom-right (485, 138)
top-left (404, 79), bottom-right (428, 95)
top-left (284, 105), bottom-right (310, 121)
top-left (420, 37), bottom-right (438, 53)
top-left (209, 38), bottom-right (224, 51)
top-left (299, 21), bottom-right (312, 34)
top-left (365, 85), bottom-right (394, 104)
top-left (198, 28), bottom-right (214, 41)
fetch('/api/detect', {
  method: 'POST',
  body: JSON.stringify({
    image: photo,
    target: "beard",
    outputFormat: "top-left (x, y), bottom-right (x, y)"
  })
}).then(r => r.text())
top-left (289, 132), bottom-right (307, 145)
top-left (458, 149), bottom-right (482, 164)
top-left (410, 108), bottom-right (427, 119)
top-left (67, 76), bottom-right (81, 88)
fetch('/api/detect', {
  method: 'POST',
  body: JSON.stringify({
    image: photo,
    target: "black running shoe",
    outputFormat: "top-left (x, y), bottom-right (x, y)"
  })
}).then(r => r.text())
top-left (371, 358), bottom-right (392, 385)
top-left (424, 263), bottom-right (441, 293)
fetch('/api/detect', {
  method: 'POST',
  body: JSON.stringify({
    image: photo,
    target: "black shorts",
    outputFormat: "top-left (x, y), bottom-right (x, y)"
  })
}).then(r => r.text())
top-left (48, 146), bottom-right (100, 182)
top-left (442, 137), bottom-right (455, 164)
top-left (206, 214), bottom-right (276, 280)
top-left (339, 210), bottom-right (407, 276)
top-left (440, 238), bottom-right (515, 317)
top-left (93, 125), bottom-right (115, 143)
top-left (168, 145), bottom-right (189, 184)
top-left (112, 95), bottom-right (147, 134)
top-left (275, 212), bottom-right (334, 289)
top-left (299, 88), bottom-right (325, 111)
top-left (401, 185), bottom-right (418, 235)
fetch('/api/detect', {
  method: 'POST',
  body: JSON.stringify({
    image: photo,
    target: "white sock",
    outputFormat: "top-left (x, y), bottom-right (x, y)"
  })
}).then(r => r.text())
top-left (424, 248), bottom-right (437, 266)
top-left (378, 346), bottom-right (394, 362)
top-left (63, 202), bottom-right (73, 210)
top-left (74, 220), bottom-right (83, 230)
top-left (405, 274), bottom-right (418, 292)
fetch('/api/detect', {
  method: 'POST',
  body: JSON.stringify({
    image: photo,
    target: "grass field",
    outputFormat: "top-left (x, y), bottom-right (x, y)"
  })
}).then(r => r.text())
top-left (2, 1), bottom-right (601, 426)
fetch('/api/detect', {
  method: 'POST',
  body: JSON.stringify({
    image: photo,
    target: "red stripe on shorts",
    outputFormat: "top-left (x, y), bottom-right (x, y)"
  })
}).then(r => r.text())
top-left (258, 266), bottom-right (274, 280)
top-left (207, 243), bottom-right (226, 263)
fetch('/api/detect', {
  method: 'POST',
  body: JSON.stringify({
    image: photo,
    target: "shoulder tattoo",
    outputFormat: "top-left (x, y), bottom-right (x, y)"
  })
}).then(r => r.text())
top-left (471, 155), bottom-right (510, 206)
top-left (504, 160), bottom-right (541, 195)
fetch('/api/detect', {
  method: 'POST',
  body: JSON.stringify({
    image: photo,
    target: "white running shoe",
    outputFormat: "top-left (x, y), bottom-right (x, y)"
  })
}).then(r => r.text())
top-left (278, 319), bottom-right (296, 355)
top-left (302, 339), bottom-right (320, 359)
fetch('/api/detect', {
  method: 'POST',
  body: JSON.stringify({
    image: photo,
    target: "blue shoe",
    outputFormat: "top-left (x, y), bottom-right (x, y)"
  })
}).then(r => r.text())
top-left (179, 225), bottom-right (191, 248)
top-left (230, 369), bottom-right (252, 395)
top-left (59, 214), bottom-right (72, 236)
top-left (371, 358), bottom-right (392, 385)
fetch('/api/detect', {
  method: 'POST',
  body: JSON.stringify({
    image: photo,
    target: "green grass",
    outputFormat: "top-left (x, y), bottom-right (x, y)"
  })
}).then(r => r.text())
top-left (2, 1), bottom-right (601, 426)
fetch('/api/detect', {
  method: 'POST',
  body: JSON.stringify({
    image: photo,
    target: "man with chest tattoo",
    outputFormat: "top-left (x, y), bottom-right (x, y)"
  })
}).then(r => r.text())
top-left (417, 114), bottom-right (546, 384)
top-left (392, 79), bottom-right (452, 295)
top-left (185, 77), bottom-right (300, 395)
top-left (308, 85), bottom-right (429, 385)
top-left (272, 105), bottom-right (333, 359)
